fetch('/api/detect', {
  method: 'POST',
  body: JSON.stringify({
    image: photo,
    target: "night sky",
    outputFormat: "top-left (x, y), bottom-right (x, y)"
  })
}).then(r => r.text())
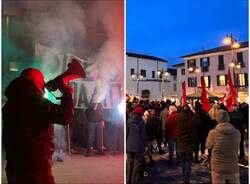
top-left (126, 0), bottom-right (248, 67)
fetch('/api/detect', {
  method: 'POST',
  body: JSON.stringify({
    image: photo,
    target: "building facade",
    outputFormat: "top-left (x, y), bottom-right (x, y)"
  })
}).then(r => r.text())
top-left (126, 52), bottom-right (177, 100)
top-left (173, 41), bottom-right (248, 102)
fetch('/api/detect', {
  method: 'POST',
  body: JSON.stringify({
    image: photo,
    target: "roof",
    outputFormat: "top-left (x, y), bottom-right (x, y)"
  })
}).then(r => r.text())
top-left (126, 52), bottom-right (168, 62)
top-left (180, 41), bottom-right (248, 58)
top-left (167, 68), bottom-right (177, 75)
top-left (172, 62), bottom-right (185, 67)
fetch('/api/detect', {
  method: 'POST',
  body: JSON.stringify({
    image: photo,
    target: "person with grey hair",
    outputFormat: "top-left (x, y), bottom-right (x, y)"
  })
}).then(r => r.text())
top-left (206, 109), bottom-right (241, 184)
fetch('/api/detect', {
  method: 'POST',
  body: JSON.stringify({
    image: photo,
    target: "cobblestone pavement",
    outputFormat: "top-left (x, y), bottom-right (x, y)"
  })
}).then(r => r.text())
top-left (141, 150), bottom-right (248, 184)
top-left (2, 152), bottom-right (124, 184)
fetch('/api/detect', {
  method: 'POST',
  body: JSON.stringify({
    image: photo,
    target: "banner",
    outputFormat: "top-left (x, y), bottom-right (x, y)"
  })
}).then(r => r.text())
top-left (35, 43), bottom-right (122, 109)
top-left (182, 81), bottom-right (187, 107)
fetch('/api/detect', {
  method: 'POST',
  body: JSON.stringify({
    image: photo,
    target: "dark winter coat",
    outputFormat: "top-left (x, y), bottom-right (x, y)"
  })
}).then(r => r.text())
top-left (195, 110), bottom-right (213, 139)
top-left (146, 116), bottom-right (157, 141)
top-left (229, 110), bottom-right (245, 139)
top-left (2, 77), bottom-right (74, 173)
top-left (126, 113), bottom-right (146, 154)
top-left (176, 111), bottom-right (200, 152)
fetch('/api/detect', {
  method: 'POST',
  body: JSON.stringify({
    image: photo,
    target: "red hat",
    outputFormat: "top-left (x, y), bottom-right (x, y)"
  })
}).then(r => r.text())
top-left (133, 106), bottom-right (144, 114)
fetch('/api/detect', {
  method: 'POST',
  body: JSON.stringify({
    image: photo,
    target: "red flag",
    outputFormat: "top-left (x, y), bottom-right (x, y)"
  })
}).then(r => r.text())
top-left (220, 94), bottom-right (227, 102)
top-left (226, 96), bottom-right (233, 112)
top-left (226, 68), bottom-right (237, 111)
top-left (201, 77), bottom-right (210, 112)
top-left (182, 81), bottom-right (187, 107)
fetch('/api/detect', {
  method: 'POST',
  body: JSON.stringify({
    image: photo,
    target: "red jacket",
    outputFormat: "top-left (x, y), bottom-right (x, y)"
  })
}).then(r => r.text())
top-left (3, 77), bottom-right (74, 173)
top-left (165, 111), bottom-right (177, 139)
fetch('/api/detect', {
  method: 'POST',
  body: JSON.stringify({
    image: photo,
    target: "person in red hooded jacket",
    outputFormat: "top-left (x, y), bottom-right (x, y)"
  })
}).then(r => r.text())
top-left (2, 68), bottom-right (74, 184)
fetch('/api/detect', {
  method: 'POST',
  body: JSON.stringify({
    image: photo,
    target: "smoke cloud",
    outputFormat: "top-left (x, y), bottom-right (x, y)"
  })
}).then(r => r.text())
top-left (3, 0), bottom-right (124, 153)
top-left (9, 0), bottom-right (124, 102)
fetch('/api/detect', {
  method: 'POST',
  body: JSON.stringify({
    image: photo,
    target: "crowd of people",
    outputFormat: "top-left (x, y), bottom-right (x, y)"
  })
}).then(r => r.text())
top-left (126, 97), bottom-right (248, 184)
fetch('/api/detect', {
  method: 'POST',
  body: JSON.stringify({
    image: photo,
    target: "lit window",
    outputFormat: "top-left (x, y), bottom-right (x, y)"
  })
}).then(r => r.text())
top-left (219, 76), bottom-right (226, 86)
top-left (217, 75), bottom-right (227, 86)
top-left (202, 76), bottom-right (210, 87)
top-left (238, 73), bottom-right (245, 86)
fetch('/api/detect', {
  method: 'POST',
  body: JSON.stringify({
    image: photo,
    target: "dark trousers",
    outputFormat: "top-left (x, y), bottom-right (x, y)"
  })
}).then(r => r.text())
top-left (6, 169), bottom-right (55, 184)
top-left (146, 141), bottom-right (153, 162)
top-left (126, 152), bottom-right (144, 184)
top-left (87, 122), bottom-right (103, 152)
top-left (168, 139), bottom-right (179, 162)
top-left (240, 132), bottom-right (245, 158)
top-left (179, 151), bottom-right (193, 184)
top-left (194, 136), bottom-right (206, 161)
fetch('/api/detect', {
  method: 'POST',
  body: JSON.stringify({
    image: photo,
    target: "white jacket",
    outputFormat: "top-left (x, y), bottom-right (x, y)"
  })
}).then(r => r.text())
top-left (206, 122), bottom-right (240, 174)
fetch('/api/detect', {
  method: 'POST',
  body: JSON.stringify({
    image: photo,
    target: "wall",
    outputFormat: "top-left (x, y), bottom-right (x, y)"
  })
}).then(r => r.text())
top-left (177, 47), bottom-right (248, 102)
top-left (126, 55), bottom-right (176, 100)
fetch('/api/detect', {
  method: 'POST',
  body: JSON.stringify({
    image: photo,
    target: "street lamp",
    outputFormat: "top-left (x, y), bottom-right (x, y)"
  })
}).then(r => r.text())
top-left (223, 34), bottom-right (241, 100)
top-left (157, 69), bottom-right (169, 99)
top-left (131, 73), bottom-right (144, 97)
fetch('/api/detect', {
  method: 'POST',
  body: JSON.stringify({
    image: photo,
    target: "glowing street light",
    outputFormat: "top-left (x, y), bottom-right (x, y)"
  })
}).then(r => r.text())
top-left (157, 69), bottom-right (169, 99)
top-left (229, 62), bottom-right (235, 67)
top-left (223, 34), bottom-right (241, 103)
top-left (232, 42), bottom-right (240, 49)
top-left (235, 64), bottom-right (241, 69)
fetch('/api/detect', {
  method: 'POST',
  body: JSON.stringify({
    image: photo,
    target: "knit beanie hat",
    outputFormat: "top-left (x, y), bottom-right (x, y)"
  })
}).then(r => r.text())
top-left (133, 106), bottom-right (145, 115)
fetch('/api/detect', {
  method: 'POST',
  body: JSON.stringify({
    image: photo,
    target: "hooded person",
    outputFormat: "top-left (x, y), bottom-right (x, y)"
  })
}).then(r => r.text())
top-left (206, 109), bottom-right (241, 184)
top-left (126, 106), bottom-right (146, 184)
top-left (3, 68), bottom-right (74, 184)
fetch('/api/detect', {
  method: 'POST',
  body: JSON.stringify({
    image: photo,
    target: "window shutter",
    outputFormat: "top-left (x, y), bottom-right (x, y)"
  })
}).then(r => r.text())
top-left (207, 57), bottom-right (210, 66)
top-left (236, 74), bottom-right (239, 87)
top-left (225, 75), bottom-right (228, 85)
top-left (200, 58), bottom-right (203, 67)
top-left (217, 75), bottom-right (220, 86)
top-left (187, 60), bottom-right (190, 68)
top-left (194, 59), bottom-right (196, 67)
top-left (245, 73), bottom-right (248, 86)
top-left (195, 77), bottom-right (197, 86)
top-left (208, 76), bottom-right (211, 87)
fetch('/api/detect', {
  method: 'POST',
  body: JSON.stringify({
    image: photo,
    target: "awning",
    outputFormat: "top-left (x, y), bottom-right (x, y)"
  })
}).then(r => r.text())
top-left (187, 89), bottom-right (225, 98)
